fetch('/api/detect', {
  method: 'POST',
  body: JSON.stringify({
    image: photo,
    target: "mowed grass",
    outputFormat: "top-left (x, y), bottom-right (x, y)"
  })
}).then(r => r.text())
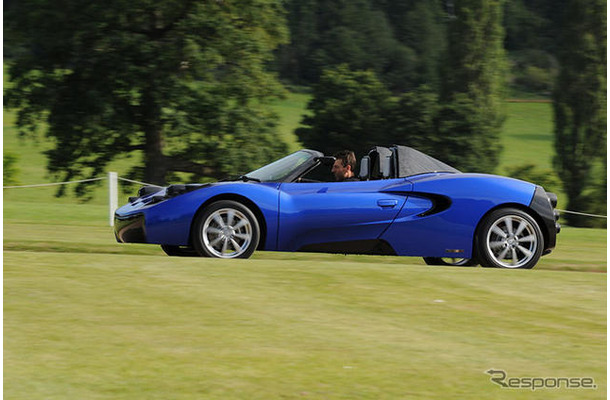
top-left (3, 89), bottom-right (606, 398)
top-left (4, 249), bottom-right (606, 399)
top-left (3, 211), bottom-right (607, 399)
top-left (499, 102), bottom-right (555, 171)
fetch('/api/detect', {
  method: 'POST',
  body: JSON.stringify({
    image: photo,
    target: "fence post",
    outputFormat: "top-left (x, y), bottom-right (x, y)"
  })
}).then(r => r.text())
top-left (109, 172), bottom-right (118, 226)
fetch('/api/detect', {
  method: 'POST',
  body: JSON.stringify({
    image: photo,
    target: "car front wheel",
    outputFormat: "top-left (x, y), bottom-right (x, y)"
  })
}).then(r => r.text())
top-left (476, 208), bottom-right (543, 269)
top-left (193, 200), bottom-right (260, 259)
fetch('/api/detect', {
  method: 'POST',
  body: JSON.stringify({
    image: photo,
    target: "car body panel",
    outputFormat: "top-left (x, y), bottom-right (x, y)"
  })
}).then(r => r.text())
top-left (116, 182), bottom-right (281, 248)
top-left (380, 173), bottom-right (537, 258)
top-left (115, 146), bottom-right (558, 265)
top-left (277, 179), bottom-right (411, 251)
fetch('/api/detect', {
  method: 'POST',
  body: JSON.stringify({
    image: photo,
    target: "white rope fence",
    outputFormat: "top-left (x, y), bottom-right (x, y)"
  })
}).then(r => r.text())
top-left (556, 209), bottom-right (607, 219)
top-left (117, 177), bottom-right (162, 187)
top-left (3, 173), bottom-right (608, 225)
top-left (3, 172), bottom-right (161, 226)
top-left (2, 176), bottom-right (106, 189)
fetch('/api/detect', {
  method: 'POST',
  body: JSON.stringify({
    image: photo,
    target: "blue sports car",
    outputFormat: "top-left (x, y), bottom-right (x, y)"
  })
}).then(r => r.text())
top-left (115, 145), bottom-right (560, 269)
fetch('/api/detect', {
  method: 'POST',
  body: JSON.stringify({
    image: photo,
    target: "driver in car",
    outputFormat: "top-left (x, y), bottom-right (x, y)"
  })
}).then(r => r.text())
top-left (332, 150), bottom-right (359, 182)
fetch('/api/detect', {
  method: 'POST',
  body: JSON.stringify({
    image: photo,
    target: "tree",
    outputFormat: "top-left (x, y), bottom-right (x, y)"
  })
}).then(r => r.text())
top-left (552, 0), bottom-right (606, 226)
top-left (276, 0), bottom-right (419, 91)
top-left (438, 0), bottom-right (507, 172)
top-left (276, 0), bottom-right (319, 84)
top-left (296, 65), bottom-right (394, 158)
top-left (5, 0), bottom-right (289, 192)
top-left (389, 86), bottom-right (439, 151)
top-left (391, 0), bottom-right (447, 90)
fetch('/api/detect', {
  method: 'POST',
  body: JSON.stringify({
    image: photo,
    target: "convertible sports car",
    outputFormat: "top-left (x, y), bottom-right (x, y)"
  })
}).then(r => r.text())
top-left (115, 145), bottom-right (560, 269)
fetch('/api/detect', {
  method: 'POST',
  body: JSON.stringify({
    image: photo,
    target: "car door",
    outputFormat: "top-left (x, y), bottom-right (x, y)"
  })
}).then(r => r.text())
top-left (277, 179), bottom-right (411, 252)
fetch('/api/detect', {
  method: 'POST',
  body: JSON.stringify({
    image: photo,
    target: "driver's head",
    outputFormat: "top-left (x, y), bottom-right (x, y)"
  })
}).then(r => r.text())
top-left (332, 150), bottom-right (356, 181)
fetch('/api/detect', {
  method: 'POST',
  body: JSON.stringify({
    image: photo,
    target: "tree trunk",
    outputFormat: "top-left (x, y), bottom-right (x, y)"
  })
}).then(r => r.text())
top-left (144, 125), bottom-right (167, 185)
top-left (142, 88), bottom-right (167, 185)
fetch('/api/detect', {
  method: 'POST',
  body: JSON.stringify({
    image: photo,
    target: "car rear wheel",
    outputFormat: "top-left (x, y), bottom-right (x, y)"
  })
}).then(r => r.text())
top-left (193, 200), bottom-right (260, 259)
top-left (160, 245), bottom-right (200, 257)
top-left (476, 208), bottom-right (543, 269)
top-left (423, 257), bottom-right (477, 267)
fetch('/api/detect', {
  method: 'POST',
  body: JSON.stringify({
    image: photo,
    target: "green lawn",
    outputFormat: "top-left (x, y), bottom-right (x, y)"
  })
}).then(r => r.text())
top-left (4, 246), bottom-right (606, 399)
top-left (271, 92), bottom-right (310, 153)
top-left (3, 91), bottom-right (606, 399)
top-left (500, 102), bottom-right (554, 171)
top-left (3, 203), bottom-right (607, 398)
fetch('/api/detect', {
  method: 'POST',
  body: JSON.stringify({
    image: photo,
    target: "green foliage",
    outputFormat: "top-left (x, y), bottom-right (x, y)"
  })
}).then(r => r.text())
top-left (552, 0), bottom-right (606, 227)
top-left (502, 0), bottom-right (566, 98)
top-left (505, 163), bottom-right (561, 192)
top-left (433, 95), bottom-right (501, 172)
top-left (503, 0), bottom-right (555, 52)
top-left (300, 32), bottom-right (508, 172)
top-left (277, 0), bottom-right (566, 97)
top-left (296, 65), bottom-right (394, 158)
top-left (389, 86), bottom-right (439, 151)
top-left (389, 86), bottom-right (498, 173)
top-left (5, 0), bottom-right (289, 191)
top-left (509, 50), bottom-right (558, 95)
top-left (586, 162), bottom-right (607, 228)
top-left (277, 0), bottom-right (445, 92)
top-left (438, 0), bottom-right (507, 172)
top-left (394, 0), bottom-right (447, 90)
top-left (3, 153), bottom-right (20, 186)
top-left (515, 65), bottom-right (554, 92)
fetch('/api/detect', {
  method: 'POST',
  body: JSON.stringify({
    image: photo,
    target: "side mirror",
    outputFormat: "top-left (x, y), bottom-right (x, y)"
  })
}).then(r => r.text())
top-left (359, 156), bottom-right (370, 180)
top-left (316, 156), bottom-right (336, 166)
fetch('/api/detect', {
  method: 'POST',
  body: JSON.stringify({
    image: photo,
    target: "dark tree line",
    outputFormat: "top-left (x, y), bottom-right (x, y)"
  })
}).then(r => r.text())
top-left (276, 0), bottom-right (568, 96)
top-left (4, 0), bottom-right (606, 226)
top-left (276, 0), bottom-right (446, 92)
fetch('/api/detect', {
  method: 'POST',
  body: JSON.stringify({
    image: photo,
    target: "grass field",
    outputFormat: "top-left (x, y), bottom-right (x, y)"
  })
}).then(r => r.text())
top-left (3, 92), bottom-right (607, 398)
top-left (4, 233), bottom-right (607, 399)
top-left (3, 203), bottom-right (607, 398)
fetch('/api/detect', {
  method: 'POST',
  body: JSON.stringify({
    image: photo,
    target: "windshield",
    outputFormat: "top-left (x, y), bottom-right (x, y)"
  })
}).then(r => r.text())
top-left (246, 150), bottom-right (316, 182)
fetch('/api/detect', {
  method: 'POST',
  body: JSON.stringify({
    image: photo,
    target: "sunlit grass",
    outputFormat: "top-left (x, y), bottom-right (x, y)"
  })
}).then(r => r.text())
top-left (499, 102), bottom-right (555, 171)
top-left (4, 248), bottom-right (606, 399)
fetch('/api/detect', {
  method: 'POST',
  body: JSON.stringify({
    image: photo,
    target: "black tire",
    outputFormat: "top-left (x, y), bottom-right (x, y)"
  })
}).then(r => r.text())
top-left (192, 200), bottom-right (260, 259)
top-left (476, 207), bottom-right (543, 269)
top-left (423, 257), bottom-right (478, 267)
top-left (160, 245), bottom-right (200, 257)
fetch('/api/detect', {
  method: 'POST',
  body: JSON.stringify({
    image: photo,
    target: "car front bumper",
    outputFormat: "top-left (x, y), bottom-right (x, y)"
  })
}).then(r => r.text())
top-left (114, 212), bottom-right (147, 243)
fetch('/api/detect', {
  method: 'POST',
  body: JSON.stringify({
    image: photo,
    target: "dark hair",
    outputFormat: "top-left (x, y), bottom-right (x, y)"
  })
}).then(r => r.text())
top-left (333, 150), bottom-right (356, 171)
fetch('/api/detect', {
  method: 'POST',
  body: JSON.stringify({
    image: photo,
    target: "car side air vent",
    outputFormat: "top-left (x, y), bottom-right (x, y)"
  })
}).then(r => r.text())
top-left (416, 194), bottom-right (452, 217)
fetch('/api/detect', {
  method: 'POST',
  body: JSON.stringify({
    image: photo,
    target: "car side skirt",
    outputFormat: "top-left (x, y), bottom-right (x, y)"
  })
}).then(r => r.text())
top-left (297, 239), bottom-right (397, 256)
